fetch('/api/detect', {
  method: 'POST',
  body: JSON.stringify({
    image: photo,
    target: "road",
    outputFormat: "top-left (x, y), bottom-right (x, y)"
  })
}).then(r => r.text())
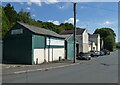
top-left (2, 50), bottom-right (118, 83)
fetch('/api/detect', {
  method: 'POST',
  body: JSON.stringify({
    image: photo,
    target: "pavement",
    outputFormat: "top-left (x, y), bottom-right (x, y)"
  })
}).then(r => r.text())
top-left (1, 59), bottom-right (89, 75)
top-left (1, 50), bottom-right (117, 76)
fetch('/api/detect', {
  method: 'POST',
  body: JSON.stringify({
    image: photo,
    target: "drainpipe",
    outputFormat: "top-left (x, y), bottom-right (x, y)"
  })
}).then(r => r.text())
top-left (48, 37), bottom-right (50, 62)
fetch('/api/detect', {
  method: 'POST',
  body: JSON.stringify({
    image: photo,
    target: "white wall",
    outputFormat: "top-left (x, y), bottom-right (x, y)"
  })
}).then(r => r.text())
top-left (34, 49), bottom-right (45, 64)
top-left (83, 30), bottom-right (89, 44)
top-left (89, 42), bottom-right (96, 51)
top-left (97, 35), bottom-right (100, 51)
top-left (47, 38), bottom-right (64, 46)
top-left (45, 48), bottom-right (65, 62)
top-left (92, 42), bottom-right (96, 51)
top-left (82, 43), bottom-right (89, 52)
top-left (34, 48), bottom-right (65, 64)
top-left (89, 34), bottom-right (100, 51)
top-left (89, 44), bottom-right (92, 51)
top-left (82, 30), bottom-right (89, 52)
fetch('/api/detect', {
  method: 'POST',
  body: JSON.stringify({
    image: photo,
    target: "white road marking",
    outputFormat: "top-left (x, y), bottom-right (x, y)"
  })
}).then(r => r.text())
top-left (14, 71), bottom-right (26, 74)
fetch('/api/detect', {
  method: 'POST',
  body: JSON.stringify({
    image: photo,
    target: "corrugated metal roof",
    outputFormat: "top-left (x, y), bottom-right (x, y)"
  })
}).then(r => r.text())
top-left (17, 21), bottom-right (64, 38)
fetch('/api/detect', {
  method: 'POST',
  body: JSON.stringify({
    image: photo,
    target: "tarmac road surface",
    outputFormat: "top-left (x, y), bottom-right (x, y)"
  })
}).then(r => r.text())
top-left (2, 50), bottom-right (118, 83)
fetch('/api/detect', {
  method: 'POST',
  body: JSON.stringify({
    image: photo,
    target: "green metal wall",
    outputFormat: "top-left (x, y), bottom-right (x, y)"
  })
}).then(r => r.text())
top-left (32, 35), bottom-right (65, 49)
top-left (32, 35), bottom-right (45, 49)
top-left (66, 35), bottom-right (74, 60)
top-left (3, 24), bottom-right (33, 64)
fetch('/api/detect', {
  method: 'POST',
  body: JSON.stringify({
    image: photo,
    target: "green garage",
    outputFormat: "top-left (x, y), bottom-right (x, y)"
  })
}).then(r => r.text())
top-left (3, 22), bottom-right (65, 65)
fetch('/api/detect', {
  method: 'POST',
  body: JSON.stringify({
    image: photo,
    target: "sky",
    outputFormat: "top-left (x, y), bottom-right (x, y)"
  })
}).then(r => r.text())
top-left (1, 1), bottom-right (119, 42)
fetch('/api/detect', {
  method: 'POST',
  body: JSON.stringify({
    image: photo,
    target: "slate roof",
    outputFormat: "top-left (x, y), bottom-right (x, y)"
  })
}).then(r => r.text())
top-left (60, 28), bottom-right (85, 35)
top-left (60, 34), bottom-right (73, 40)
top-left (17, 21), bottom-right (64, 39)
top-left (89, 34), bottom-right (99, 38)
top-left (60, 34), bottom-right (80, 43)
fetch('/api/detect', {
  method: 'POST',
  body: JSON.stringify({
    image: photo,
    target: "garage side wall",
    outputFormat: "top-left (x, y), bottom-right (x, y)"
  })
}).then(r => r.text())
top-left (3, 24), bottom-right (32, 64)
top-left (32, 35), bottom-right (65, 64)
top-left (46, 37), bottom-right (65, 62)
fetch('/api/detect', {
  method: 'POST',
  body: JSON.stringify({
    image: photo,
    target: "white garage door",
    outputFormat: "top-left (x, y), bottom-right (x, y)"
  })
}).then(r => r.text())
top-left (34, 49), bottom-right (44, 64)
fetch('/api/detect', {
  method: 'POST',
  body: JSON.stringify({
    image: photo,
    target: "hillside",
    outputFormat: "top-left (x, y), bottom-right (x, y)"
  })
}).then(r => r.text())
top-left (1, 3), bottom-right (79, 39)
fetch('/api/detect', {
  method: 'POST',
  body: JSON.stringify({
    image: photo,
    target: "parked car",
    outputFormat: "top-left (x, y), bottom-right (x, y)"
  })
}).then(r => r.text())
top-left (89, 51), bottom-right (99, 57)
top-left (99, 50), bottom-right (105, 56)
top-left (102, 49), bottom-right (110, 55)
top-left (76, 52), bottom-right (91, 60)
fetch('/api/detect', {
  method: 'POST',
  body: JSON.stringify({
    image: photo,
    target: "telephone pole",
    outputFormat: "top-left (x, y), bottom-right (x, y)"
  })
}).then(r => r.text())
top-left (73, 3), bottom-right (76, 63)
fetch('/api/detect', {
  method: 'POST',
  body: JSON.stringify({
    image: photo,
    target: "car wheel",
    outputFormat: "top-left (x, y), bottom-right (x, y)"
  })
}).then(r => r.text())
top-left (91, 54), bottom-right (94, 57)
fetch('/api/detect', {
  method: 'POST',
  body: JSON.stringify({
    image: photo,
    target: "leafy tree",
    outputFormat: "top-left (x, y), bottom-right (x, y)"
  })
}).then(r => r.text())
top-left (94, 28), bottom-right (116, 40)
top-left (2, 3), bottom-right (81, 39)
top-left (41, 22), bottom-right (60, 33)
top-left (2, 7), bottom-right (10, 39)
top-left (104, 35), bottom-right (116, 51)
top-left (37, 20), bottom-right (43, 23)
top-left (94, 28), bottom-right (116, 51)
top-left (4, 3), bottom-right (17, 26)
top-left (116, 42), bottom-right (120, 49)
top-left (59, 23), bottom-right (74, 30)
top-left (0, 6), bottom-right (2, 39)
top-left (17, 9), bottom-right (31, 23)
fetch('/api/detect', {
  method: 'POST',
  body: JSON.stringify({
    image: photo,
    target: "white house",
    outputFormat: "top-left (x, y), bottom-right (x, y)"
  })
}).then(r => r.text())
top-left (89, 41), bottom-right (97, 51)
top-left (89, 34), bottom-right (100, 51)
top-left (60, 28), bottom-right (89, 53)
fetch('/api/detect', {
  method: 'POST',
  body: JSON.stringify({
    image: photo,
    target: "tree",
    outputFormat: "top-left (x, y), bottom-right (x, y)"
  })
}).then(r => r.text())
top-left (104, 35), bottom-right (116, 51)
top-left (94, 28), bottom-right (116, 40)
top-left (2, 7), bottom-right (10, 39)
top-left (94, 28), bottom-right (116, 51)
top-left (4, 3), bottom-right (17, 26)
top-left (59, 23), bottom-right (74, 30)
top-left (0, 6), bottom-right (2, 39)
top-left (17, 9), bottom-right (31, 23)
top-left (116, 42), bottom-right (120, 49)
top-left (2, 3), bottom-right (81, 39)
